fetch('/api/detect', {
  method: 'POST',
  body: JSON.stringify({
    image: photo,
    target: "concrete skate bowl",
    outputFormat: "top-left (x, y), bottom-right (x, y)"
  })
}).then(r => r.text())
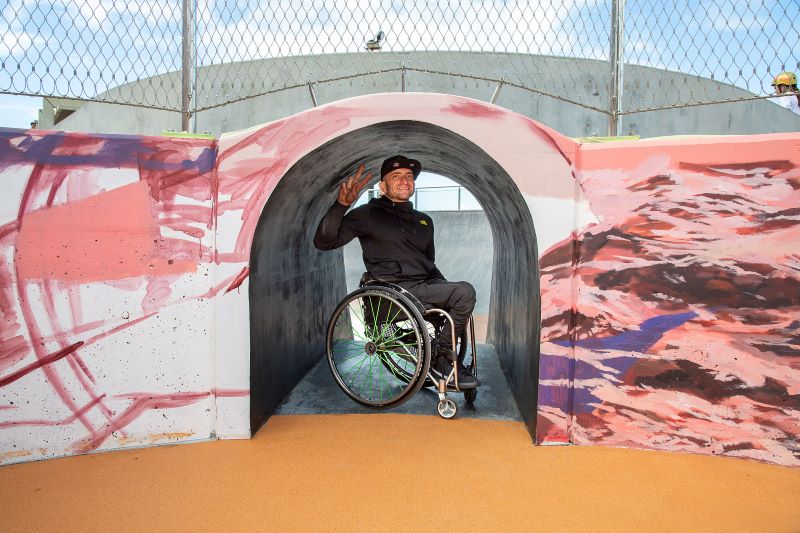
top-left (249, 120), bottom-right (540, 435)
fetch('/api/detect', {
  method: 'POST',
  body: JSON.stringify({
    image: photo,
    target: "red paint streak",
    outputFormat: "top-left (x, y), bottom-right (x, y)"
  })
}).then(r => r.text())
top-left (61, 278), bottom-right (83, 333)
top-left (211, 166), bottom-right (220, 263)
top-left (216, 120), bottom-right (287, 168)
top-left (75, 389), bottom-right (244, 452)
top-left (142, 275), bottom-right (175, 315)
top-left (225, 266), bottom-right (249, 294)
top-left (214, 252), bottom-right (248, 264)
top-left (41, 279), bottom-right (96, 386)
top-left (579, 133), bottom-right (800, 172)
top-left (113, 388), bottom-right (248, 400)
top-left (153, 235), bottom-right (212, 267)
top-left (443, 99), bottom-right (508, 119)
top-left (217, 113), bottom-right (355, 260)
top-left (0, 394), bottom-right (106, 429)
top-left (0, 341), bottom-right (83, 388)
top-left (29, 170), bottom-right (109, 418)
top-left (15, 181), bottom-right (197, 283)
top-left (195, 271), bottom-right (245, 299)
top-left (227, 162), bottom-right (285, 256)
top-left (50, 134), bottom-right (107, 157)
top-left (0, 337), bottom-right (32, 373)
top-left (524, 120), bottom-right (576, 169)
top-left (0, 254), bottom-right (29, 373)
top-left (38, 280), bottom-right (114, 425)
top-left (16, 154), bottom-right (50, 221)
top-left (138, 139), bottom-right (215, 207)
top-left (80, 312), bottom-right (157, 348)
top-left (15, 160), bottom-right (97, 433)
top-left (211, 388), bottom-right (249, 397)
top-left (159, 204), bottom-right (213, 239)
top-left (679, 160), bottom-right (794, 178)
top-left (75, 393), bottom-right (206, 452)
top-left (44, 169), bottom-right (70, 208)
top-left (5, 133), bottom-right (218, 446)
top-left (0, 220), bottom-right (19, 243)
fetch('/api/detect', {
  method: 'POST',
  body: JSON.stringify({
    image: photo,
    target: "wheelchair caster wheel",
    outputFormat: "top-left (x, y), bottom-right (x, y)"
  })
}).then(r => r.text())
top-left (437, 399), bottom-right (457, 419)
top-left (464, 388), bottom-right (477, 404)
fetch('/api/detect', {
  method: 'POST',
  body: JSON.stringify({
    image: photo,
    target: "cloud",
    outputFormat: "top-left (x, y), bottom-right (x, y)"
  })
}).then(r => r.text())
top-left (0, 94), bottom-right (40, 129)
top-left (194, 0), bottom-right (603, 64)
top-left (0, 30), bottom-right (35, 56)
top-left (1, 0), bottom-right (797, 106)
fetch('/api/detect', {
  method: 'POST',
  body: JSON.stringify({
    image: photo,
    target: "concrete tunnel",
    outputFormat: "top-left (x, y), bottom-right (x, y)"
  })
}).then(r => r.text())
top-left (248, 120), bottom-right (541, 436)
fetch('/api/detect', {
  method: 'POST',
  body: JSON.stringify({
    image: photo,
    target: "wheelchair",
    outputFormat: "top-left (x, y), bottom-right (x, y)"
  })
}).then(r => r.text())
top-left (325, 278), bottom-right (479, 419)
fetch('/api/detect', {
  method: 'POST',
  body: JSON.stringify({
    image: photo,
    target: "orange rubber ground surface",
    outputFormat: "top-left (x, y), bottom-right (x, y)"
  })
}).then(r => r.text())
top-left (2, 414), bottom-right (799, 532)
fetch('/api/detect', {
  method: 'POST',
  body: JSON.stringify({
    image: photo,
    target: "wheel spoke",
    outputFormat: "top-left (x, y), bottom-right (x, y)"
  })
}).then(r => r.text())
top-left (327, 289), bottom-right (429, 408)
top-left (341, 353), bottom-right (370, 386)
top-left (358, 348), bottom-right (376, 398)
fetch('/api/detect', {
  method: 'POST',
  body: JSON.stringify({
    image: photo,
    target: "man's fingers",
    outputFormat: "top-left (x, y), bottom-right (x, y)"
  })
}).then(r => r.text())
top-left (356, 172), bottom-right (372, 191)
top-left (339, 166), bottom-right (369, 204)
top-left (353, 164), bottom-right (365, 181)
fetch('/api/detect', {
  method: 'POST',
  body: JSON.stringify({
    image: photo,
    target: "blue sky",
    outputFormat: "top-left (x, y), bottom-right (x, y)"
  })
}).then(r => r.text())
top-left (1, 94), bottom-right (41, 129)
top-left (1, 0), bottom-right (798, 129)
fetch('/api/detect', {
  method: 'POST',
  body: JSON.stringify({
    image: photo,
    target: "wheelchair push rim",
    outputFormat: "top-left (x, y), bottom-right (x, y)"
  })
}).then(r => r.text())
top-left (326, 288), bottom-right (430, 409)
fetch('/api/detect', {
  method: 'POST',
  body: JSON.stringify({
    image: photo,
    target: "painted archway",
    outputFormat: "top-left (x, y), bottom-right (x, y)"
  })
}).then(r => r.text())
top-left (2, 92), bottom-right (798, 467)
top-left (247, 120), bottom-right (541, 433)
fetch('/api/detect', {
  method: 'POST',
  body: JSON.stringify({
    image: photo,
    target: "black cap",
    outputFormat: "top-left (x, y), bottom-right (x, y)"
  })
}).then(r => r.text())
top-left (380, 155), bottom-right (422, 180)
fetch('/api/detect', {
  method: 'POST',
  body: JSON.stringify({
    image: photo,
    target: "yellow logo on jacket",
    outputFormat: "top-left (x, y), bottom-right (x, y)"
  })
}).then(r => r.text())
top-left (419, 220), bottom-right (428, 225)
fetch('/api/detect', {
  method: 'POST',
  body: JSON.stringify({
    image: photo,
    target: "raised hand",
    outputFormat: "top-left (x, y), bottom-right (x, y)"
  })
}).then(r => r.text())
top-left (337, 164), bottom-right (373, 206)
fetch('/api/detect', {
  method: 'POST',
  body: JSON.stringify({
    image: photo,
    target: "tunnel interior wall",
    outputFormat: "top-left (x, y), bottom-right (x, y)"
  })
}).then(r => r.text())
top-left (247, 120), bottom-right (541, 434)
top-left (248, 208), bottom-right (345, 433)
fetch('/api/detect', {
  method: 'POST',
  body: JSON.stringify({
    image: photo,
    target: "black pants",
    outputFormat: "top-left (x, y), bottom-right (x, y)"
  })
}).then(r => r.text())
top-left (396, 279), bottom-right (476, 353)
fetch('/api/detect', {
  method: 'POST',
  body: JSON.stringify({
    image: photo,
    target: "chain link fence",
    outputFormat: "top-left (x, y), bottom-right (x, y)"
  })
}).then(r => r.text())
top-left (2, 0), bottom-right (798, 130)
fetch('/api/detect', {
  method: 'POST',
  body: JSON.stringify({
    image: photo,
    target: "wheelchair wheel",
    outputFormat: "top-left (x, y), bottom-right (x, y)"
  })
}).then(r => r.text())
top-left (437, 398), bottom-right (457, 419)
top-left (377, 324), bottom-right (424, 383)
top-left (326, 287), bottom-right (430, 409)
top-left (464, 388), bottom-right (477, 404)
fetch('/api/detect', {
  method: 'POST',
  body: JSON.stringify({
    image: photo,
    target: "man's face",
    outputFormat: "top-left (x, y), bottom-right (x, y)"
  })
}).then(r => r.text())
top-left (775, 83), bottom-right (791, 95)
top-left (380, 168), bottom-right (415, 202)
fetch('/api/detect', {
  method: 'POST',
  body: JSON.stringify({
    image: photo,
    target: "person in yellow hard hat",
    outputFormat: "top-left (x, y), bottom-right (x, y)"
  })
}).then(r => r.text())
top-left (771, 71), bottom-right (800, 115)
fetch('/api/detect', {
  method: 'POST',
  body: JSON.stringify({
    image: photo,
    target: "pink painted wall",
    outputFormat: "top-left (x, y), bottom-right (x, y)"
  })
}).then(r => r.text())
top-left (0, 93), bottom-right (797, 467)
top-left (0, 130), bottom-right (249, 462)
top-left (537, 134), bottom-right (800, 466)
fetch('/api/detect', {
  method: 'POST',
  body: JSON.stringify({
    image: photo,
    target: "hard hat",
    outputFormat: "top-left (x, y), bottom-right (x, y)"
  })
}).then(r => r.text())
top-left (772, 71), bottom-right (797, 86)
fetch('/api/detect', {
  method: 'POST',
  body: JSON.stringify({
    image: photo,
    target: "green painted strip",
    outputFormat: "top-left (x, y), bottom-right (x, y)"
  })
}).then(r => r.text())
top-left (161, 131), bottom-right (215, 139)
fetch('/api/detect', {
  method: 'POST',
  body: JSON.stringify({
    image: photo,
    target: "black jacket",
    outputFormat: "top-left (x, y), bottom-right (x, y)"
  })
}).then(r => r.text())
top-left (314, 196), bottom-right (445, 282)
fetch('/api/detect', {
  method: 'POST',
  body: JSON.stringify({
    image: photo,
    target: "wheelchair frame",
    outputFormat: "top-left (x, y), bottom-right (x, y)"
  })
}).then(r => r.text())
top-left (325, 279), bottom-right (479, 419)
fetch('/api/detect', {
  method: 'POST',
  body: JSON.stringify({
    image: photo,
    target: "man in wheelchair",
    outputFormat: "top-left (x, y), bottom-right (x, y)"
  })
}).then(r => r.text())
top-left (314, 155), bottom-right (480, 389)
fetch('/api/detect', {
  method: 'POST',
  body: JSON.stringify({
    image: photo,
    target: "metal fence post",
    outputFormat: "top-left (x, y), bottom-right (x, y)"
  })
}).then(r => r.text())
top-left (181, 0), bottom-right (193, 132)
top-left (608, 0), bottom-right (625, 137)
top-left (308, 82), bottom-right (319, 107)
top-left (490, 77), bottom-right (505, 104)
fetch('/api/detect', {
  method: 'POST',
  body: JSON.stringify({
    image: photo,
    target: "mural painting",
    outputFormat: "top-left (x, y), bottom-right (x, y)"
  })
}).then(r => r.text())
top-left (0, 94), bottom-right (797, 467)
top-left (537, 135), bottom-right (800, 466)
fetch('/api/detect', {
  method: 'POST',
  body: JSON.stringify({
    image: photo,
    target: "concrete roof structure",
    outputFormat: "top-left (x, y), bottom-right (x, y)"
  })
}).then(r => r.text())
top-left (46, 51), bottom-right (800, 138)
